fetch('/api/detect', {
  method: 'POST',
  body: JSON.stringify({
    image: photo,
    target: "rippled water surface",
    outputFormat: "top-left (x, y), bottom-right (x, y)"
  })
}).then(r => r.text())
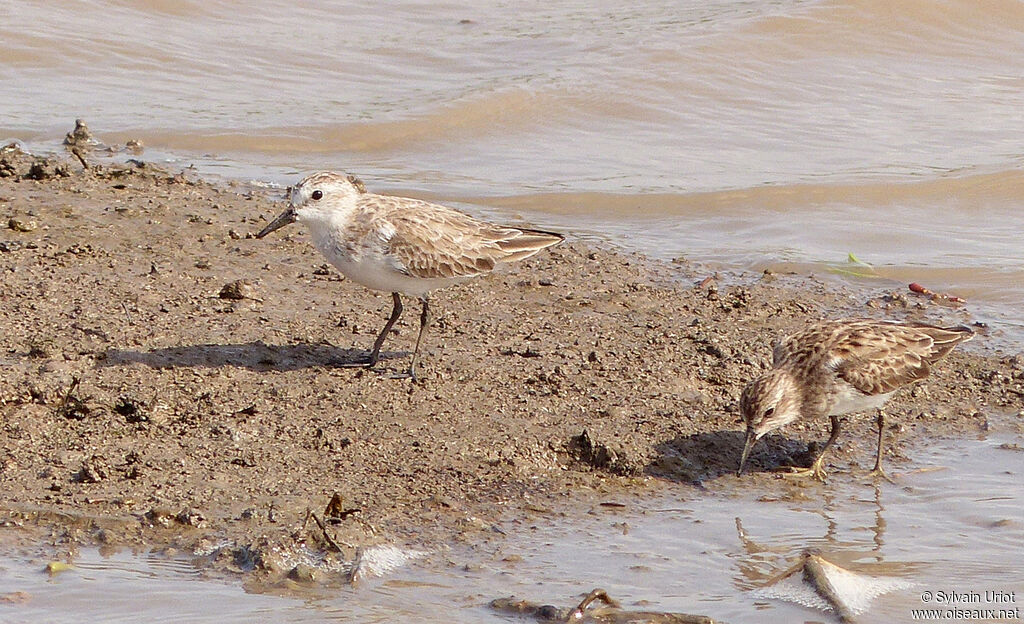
top-left (2, 0), bottom-right (1024, 340)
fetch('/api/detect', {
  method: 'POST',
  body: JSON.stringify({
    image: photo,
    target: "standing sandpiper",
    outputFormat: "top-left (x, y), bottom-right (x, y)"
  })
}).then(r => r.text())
top-left (737, 319), bottom-right (974, 481)
top-left (257, 171), bottom-right (563, 379)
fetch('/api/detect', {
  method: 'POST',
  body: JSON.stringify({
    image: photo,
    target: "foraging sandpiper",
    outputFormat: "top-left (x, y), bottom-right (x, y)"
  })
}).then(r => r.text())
top-left (737, 319), bottom-right (974, 481)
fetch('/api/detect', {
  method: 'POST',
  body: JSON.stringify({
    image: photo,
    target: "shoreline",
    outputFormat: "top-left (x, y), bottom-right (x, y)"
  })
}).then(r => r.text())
top-left (0, 143), bottom-right (1019, 584)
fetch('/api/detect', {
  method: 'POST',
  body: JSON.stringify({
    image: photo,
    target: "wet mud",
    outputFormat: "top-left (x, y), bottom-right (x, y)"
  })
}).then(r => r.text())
top-left (0, 141), bottom-right (1021, 586)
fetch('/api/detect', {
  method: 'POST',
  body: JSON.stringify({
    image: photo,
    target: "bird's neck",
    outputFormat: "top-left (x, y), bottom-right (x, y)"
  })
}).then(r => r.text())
top-left (774, 369), bottom-right (806, 428)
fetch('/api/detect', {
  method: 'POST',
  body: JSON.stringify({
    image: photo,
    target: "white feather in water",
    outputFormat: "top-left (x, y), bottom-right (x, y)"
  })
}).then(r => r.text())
top-left (752, 552), bottom-right (913, 622)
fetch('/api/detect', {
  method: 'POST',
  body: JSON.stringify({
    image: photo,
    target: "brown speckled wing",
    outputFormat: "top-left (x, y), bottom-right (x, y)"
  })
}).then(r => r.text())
top-left (774, 319), bottom-right (973, 397)
top-left (829, 322), bottom-right (966, 395)
top-left (835, 349), bottom-right (931, 396)
top-left (373, 197), bottom-right (559, 280)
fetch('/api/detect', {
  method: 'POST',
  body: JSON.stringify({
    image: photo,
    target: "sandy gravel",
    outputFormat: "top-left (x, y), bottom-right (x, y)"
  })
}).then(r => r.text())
top-left (0, 141), bottom-right (1020, 584)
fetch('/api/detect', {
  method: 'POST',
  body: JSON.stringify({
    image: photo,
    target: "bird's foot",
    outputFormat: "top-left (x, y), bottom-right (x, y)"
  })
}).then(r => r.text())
top-left (779, 461), bottom-right (829, 482)
top-left (867, 465), bottom-right (896, 484)
top-left (388, 366), bottom-right (422, 382)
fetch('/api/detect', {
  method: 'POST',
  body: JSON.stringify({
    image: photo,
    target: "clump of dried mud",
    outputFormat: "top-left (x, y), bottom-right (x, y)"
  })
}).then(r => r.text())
top-left (0, 141), bottom-right (1020, 584)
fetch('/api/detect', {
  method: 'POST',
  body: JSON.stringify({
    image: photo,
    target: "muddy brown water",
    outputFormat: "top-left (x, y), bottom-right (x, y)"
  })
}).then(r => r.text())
top-left (0, 426), bottom-right (1021, 622)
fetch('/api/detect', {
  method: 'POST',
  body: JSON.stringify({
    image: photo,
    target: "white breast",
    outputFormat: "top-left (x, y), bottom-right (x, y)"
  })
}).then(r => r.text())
top-left (309, 226), bottom-right (460, 298)
top-left (830, 384), bottom-right (894, 416)
top-left (332, 252), bottom-right (461, 297)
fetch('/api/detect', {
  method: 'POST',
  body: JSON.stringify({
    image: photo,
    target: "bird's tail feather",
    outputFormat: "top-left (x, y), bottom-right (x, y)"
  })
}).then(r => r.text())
top-left (495, 228), bottom-right (564, 263)
top-left (922, 324), bottom-right (975, 360)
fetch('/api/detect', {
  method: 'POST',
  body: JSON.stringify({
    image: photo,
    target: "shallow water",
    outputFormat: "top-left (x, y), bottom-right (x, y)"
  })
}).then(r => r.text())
top-left (3, 0), bottom-right (1024, 343)
top-left (2, 425), bottom-right (1021, 622)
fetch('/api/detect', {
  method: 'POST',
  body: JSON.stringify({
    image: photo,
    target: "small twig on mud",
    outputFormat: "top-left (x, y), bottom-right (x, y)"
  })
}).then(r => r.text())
top-left (306, 508), bottom-right (345, 553)
top-left (568, 589), bottom-right (620, 621)
top-left (120, 301), bottom-right (133, 325)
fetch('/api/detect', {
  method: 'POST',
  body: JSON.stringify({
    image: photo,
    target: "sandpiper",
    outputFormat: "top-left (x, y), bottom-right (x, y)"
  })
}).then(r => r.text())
top-left (737, 319), bottom-right (974, 481)
top-left (256, 171), bottom-right (563, 379)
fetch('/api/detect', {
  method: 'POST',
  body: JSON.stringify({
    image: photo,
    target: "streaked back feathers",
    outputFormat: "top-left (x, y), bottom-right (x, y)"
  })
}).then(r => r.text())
top-left (774, 319), bottom-right (973, 396)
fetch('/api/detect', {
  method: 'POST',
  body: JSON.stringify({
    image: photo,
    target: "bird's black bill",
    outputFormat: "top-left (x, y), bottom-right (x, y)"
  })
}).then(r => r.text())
top-left (737, 427), bottom-right (758, 476)
top-left (256, 207), bottom-right (297, 238)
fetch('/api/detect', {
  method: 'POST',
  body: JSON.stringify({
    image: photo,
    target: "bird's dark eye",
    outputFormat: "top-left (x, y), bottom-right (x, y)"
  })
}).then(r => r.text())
top-left (311, 190), bottom-right (323, 201)
top-left (763, 407), bottom-right (775, 418)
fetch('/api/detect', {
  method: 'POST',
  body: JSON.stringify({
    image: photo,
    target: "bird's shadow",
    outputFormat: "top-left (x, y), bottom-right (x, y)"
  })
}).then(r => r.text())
top-left (100, 341), bottom-right (403, 372)
top-left (648, 430), bottom-right (813, 484)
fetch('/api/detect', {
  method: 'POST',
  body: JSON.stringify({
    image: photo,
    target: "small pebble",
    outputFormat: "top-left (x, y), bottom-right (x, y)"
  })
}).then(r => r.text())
top-left (219, 279), bottom-right (258, 300)
top-left (8, 217), bottom-right (36, 232)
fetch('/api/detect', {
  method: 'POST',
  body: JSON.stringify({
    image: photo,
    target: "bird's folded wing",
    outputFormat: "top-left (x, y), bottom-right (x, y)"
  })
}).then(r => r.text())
top-left (380, 205), bottom-right (511, 280)
top-left (830, 330), bottom-right (933, 395)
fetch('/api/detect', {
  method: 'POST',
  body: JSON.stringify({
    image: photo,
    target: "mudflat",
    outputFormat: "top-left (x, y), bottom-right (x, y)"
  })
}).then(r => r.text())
top-left (0, 144), bottom-right (1018, 582)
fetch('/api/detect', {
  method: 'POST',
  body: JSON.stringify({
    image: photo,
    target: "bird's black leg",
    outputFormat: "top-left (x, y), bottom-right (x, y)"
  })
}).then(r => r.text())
top-left (364, 292), bottom-right (403, 367)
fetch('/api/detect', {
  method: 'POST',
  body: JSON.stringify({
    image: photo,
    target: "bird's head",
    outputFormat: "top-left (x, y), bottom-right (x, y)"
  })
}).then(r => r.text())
top-left (256, 171), bottom-right (366, 238)
top-left (737, 369), bottom-right (802, 475)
